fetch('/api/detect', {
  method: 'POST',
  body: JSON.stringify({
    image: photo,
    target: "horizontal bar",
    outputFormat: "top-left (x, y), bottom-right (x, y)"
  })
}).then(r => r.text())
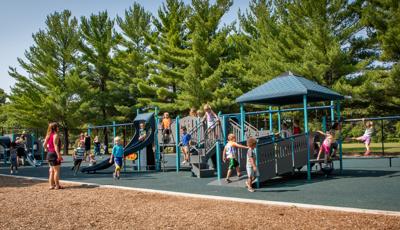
top-left (89, 122), bottom-right (135, 129)
top-left (344, 116), bottom-right (400, 122)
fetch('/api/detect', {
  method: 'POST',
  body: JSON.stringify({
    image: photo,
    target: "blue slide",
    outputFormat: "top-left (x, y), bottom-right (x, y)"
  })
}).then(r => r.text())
top-left (81, 113), bottom-right (155, 173)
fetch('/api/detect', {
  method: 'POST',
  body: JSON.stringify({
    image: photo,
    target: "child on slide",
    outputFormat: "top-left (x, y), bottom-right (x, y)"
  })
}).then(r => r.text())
top-left (223, 134), bottom-right (248, 183)
top-left (109, 136), bottom-right (124, 180)
top-left (351, 118), bottom-right (374, 156)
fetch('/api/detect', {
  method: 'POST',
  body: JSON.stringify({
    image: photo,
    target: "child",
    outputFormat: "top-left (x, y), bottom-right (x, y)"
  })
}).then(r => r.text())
top-left (279, 122), bottom-right (292, 138)
top-left (202, 104), bottom-right (219, 129)
top-left (180, 126), bottom-right (191, 165)
top-left (161, 112), bottom-right (172, 136)
top-left (222, 134), bottom-right (248, 183)
top-left (89, 153), bottom-right (97, 166)
top-left (246, 137), bottom-right (258, 192)
top-left (9, 142), bottom-right (18, 174)
top-left (93, 136), bottom-right (101, 156)
top-left (138, 122), bottom-right (147, 141)
top-left (71, 142), bottom-right (85, 175)
top-left (316, 130), bottom-right (336, 163)
top-left (352, 118), bottom-right (374, 156)
top-left (109, 136), bottom-right (124, 180)
top-left (293, 119), bottom-right (301, 135)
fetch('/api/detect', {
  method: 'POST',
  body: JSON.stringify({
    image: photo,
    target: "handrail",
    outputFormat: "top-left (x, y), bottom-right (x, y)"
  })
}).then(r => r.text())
top-left (343, 116), bottom-right (400, 122)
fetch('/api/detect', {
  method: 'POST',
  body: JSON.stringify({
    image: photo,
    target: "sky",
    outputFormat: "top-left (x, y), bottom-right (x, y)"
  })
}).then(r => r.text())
top-left (0, 0), bottom-right (249, 94)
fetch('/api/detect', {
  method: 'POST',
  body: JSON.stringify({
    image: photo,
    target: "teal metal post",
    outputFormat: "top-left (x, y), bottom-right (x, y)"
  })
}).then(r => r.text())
top-left (112, 121), bottom-right (116, 142)
top-left (136, 108), bottom-right (140, 115)
top-left (88, 125), bottom-right (91, 136)
top-left (336, 101), bottom-right (343, 173)
top-left (155, 107), bottom-right (160, 171)
top-left (175, 116), bottom-right (181, 172)
top-left (222, 115), bottom-right (227, 145)
top-left (196, 118), bottom-right (201, 148)
top-left (322, 116), bottom-right (327, 132)
top-left (303, 95), bottom-right (311, 181)
top-left (216, 141), bottom-right (222, 182)
top-left (269, 106), bottom-right (273, 134)
top-left (255, 145), bottom-right (260, 189)
top-left (240, 104), bottom-right (245, 141)
top-left (330, 101), bottom-right (335, 125)
top-left (277, 107), bottom-right (281, 132)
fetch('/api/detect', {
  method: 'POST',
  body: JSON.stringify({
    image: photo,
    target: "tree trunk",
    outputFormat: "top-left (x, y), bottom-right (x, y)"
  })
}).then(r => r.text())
top-left (63, 127), bottom-right (69, 155)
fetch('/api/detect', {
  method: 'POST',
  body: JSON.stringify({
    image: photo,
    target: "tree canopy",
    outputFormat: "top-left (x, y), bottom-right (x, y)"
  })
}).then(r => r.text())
top-left (2, 0), bottom-right (399, 133)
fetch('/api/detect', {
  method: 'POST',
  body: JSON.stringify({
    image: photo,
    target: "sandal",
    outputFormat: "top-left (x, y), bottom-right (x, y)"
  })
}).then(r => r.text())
top-left (55, 185), bottom-right (65, 190)
top-left (247, 187), bottom-right (255, 192)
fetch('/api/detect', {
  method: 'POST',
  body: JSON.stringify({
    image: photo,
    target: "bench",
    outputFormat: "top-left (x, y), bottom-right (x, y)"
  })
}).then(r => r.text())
top-left (343, 156), bottom-right (398, 167)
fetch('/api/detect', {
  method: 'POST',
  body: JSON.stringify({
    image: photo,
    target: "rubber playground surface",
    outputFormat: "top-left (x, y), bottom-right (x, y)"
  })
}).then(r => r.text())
top-left (1, 156), bottom-right (400, 229)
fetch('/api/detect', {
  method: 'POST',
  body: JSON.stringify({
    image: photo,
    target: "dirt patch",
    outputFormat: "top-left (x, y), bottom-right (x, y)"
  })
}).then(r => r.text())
top-left (0, 176), bottom-right (399, 230)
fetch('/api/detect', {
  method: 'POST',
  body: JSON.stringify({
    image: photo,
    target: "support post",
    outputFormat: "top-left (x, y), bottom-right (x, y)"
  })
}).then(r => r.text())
top-left (322, 116), bottom-right (327, 132)
top-left (222, 115), bottom-right (227, 145)
top-left (255, 144), bottom-right (260, 189)
top-left (31, 133), bottom-right (35, 156)
top-left (336, 101), bottom-right (343, 173)
top-left (277, 107), bottom-right (281, 132)
top-left (216, 141), bottom-right (222, 182)
top-left (240, 104), bottom-right (245, 142)
top-left (175, 116), bottom-right (181, 172)
top-left (330, 101), bottom-right (335, 125)
top-left (303, 95), bottom-right (311, 181)
top-left (112, 121), bottom-right (116, 144)
top-left (88, 125), bottom-right (91, 136)
top-left (269, 106), bottom-right (273, 134)
top-left (381, 119), bottom-right (385, 156)
top-left (155, 107), bottom-right (160, 171)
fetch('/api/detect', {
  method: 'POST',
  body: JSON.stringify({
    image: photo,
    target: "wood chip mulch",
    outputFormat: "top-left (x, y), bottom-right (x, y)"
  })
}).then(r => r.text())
top-left (0, 176), bottom-right (399, 230)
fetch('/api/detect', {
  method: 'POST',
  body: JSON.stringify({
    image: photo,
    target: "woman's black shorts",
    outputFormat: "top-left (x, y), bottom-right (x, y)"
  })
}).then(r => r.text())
top-left (47, 152), bottom-right (60, 166)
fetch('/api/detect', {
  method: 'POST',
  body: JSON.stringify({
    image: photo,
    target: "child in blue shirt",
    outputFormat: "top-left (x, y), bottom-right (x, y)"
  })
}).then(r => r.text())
top-left (180, 126), bottom-right (191, 165)
top-left (109, 136), bottom-right (124, 180)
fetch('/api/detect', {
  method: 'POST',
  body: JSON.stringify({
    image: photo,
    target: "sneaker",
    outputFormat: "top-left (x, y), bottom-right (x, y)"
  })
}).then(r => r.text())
top-left (10, 170), bottom-right (13, 174)
top-left (225, 178), bottom-right (232, 184)
top-left (181, 160), bottom-right (187, 164)
top-left (247, 187), bottom-right (255, 192)
top-left (117, 175), bottom-right (120, 180)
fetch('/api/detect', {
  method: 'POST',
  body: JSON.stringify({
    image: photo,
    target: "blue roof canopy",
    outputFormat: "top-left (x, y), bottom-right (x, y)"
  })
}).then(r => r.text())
top-left (236, 72), bottom-right (344, 106)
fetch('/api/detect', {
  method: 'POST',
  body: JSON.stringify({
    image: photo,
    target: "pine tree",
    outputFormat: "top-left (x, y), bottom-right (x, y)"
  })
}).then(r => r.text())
top-left (240, 0), bottom-right (369, 87)
top-left (7, 10), bottom-right (86, 153)
top-left (113, 3), bottom-right (152, 119)
top-left (79, 11), bottom-right (121, 152)
top-left (137, 0), bottom-right (191, 114)
top-left (177, 0), bottom-right (248, 112)
top-left (335, 0), bottom-right (400, 116)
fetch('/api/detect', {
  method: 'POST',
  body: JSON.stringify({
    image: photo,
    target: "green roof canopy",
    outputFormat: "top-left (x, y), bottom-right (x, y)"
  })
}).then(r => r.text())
top-left (236, 72), bottom-right (344, 106)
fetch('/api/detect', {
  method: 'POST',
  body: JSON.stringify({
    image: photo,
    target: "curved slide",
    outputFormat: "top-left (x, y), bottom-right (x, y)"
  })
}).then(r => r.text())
top-left (81, 113), bottom-right (155, 173)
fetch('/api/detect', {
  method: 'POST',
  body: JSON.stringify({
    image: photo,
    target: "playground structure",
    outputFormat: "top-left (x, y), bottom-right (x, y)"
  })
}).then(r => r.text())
top-left (0, 129), bottom-right (44, 167)
top-left (1, 72), bottom-right (398, 189)
top-left (81, 112), bottom-right (156, 173)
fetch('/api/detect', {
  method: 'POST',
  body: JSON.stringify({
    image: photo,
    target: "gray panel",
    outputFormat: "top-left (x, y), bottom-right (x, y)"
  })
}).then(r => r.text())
top-left (293, 135), bottom-right (308, 168)
top-left (257, 143), bottom-right (276, 182)
top-left (276, 138), bottom-right (293, 174)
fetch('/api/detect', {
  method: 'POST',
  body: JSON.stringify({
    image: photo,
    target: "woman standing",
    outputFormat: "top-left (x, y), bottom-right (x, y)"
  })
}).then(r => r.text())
top-left (44, 122), bottom-right (63, 190)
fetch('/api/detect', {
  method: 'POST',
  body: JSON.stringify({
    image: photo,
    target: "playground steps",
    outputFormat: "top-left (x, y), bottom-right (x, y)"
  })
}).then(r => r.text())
top-left (191, 163), bottom-right (215, 178)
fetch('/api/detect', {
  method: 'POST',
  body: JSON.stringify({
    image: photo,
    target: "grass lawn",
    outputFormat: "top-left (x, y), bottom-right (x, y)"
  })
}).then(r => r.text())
top-left (342, 142), bottom-right (400, 154)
